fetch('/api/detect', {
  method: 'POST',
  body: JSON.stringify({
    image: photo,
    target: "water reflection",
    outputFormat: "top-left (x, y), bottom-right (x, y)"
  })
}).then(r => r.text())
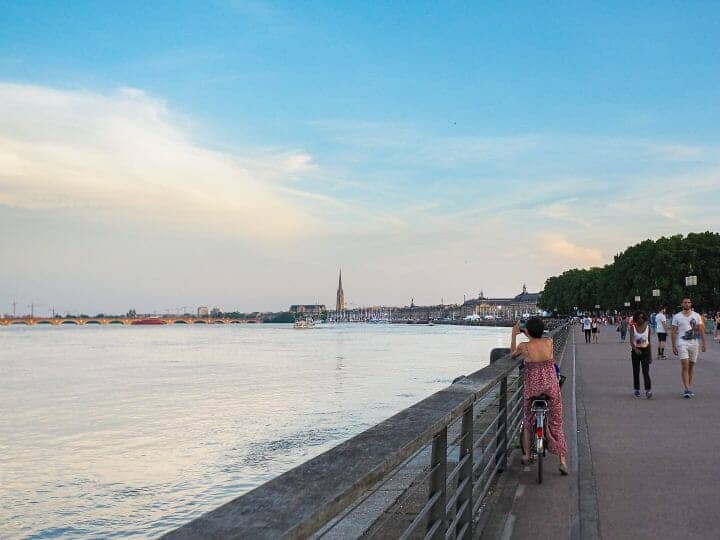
top-left (0, 323), bottom-right (509, 538)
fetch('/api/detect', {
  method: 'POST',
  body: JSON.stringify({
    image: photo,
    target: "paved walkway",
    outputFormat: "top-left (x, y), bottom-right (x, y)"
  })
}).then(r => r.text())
top-left (481, 324), bottom-right (720, 539)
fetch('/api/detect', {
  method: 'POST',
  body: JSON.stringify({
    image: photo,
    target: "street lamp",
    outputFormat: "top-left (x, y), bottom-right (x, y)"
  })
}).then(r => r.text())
top-left (624, 301), bottom-right (631, 307)
top-left (652, 289), bottom-right (660, 298)
top-left (634, 295), bottom-right (641, 302)
top-left (685, 275), bottom-right (698, 286)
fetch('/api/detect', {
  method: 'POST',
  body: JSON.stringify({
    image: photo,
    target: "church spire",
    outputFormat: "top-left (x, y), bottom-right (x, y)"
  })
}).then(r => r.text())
top-left (522, 283), bottom-right (527, 294)
top-left (336, 269), bottom-right (345, 314)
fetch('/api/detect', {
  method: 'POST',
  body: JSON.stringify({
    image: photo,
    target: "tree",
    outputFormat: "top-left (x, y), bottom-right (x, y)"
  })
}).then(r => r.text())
top-left (539, 232), bottom-right (720, 314)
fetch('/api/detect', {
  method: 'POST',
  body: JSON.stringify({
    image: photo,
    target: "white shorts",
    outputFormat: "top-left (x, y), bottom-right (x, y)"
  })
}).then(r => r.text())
top-left (677, 340), bottom-right (700, 363)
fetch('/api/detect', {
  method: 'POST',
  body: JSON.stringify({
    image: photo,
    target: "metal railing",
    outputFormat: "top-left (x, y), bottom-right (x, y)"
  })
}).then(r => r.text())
top-left (165, 322), bottom-right (570, 540)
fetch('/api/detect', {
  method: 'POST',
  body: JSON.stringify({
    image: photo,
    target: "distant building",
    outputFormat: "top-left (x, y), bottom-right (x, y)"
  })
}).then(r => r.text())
top-left (462, 284), bottom-right (541, 319)
top-left (336, 269), bottom-right (345, 313)
top-left (289, 304), bottom-right (326, 317)
top-left (197, 306), bottom-right (209, 317)
top-left (210, 307), bottom-right (221, 317)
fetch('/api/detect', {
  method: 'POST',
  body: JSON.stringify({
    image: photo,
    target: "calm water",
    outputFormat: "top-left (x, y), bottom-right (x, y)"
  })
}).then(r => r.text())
top-left (0, 323), bottom-right (510, 538)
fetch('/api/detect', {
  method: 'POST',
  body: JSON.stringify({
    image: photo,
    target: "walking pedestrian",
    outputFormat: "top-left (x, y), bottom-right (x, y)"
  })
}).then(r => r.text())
top-left (650, 310), bottom-right (657, 334)
top-left (591, 316), bottom-right (600, 343)
top-left (619, 314), bottom-right (629, 342)
top-left (671, 297), bottom-right (707, 398)
top-left (714, 312), bottom-right (720, 341)
top-left (655, 306), bottom-right (668, 358)
top-left (582, 314), bottom-right (592, 343)
top-left (630, 311), bottom-right (653, 398)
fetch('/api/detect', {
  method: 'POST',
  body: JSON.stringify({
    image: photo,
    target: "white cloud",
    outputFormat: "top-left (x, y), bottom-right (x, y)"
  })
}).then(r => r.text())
top-left (537, 199), bottom-right (590, 228)
top-left (539, 234), bottom-right (605, 267)
top-left (0, 82), bottom-right (324, 239)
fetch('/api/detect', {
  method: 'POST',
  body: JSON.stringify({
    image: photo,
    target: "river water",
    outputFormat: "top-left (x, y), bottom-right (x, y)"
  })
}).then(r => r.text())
top-left (0, 323), bottom-right (510, 538)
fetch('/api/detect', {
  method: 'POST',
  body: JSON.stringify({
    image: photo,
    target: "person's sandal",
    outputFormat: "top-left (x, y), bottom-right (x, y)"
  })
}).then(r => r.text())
top-left (558, 464), bottom-right (569, 475)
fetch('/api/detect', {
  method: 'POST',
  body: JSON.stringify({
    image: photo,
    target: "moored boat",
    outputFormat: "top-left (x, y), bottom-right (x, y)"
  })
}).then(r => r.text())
top-left (293, 317), bottom-right (316, 329)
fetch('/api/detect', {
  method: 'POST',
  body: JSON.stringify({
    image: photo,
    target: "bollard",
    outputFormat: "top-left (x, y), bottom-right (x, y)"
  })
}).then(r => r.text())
top-left (490, 347), bottom-right (511, 364)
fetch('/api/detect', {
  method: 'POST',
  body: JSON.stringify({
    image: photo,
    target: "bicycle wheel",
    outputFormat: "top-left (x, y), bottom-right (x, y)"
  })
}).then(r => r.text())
top-left (537, 438), bottom-right (543, 483)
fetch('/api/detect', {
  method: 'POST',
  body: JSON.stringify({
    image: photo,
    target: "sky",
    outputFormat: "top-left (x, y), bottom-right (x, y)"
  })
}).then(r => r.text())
top-left (1, 1), bottom-right (719, 315)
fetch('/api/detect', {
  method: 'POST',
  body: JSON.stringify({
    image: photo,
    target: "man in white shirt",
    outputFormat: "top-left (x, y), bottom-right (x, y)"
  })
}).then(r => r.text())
top-left (655, 306), bottom-right (668, 358)
top-left (582, 315), bottom-right (592, 343)
top-left (671, 297), bottom-right (707, 398)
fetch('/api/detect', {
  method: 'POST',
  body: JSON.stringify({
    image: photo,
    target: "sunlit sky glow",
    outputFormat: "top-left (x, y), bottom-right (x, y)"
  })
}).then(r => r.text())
top-left (2, 1), bottom-right (719, 315)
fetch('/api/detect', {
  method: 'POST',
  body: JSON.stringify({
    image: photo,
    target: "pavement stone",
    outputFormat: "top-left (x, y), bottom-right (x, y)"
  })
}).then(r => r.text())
top-left (485, 325), bottom-right (720, 540)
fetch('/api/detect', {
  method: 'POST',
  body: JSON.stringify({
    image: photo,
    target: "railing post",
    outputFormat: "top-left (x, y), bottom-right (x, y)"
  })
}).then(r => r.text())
top-left (498, 376), bottom-right (508, 473)
top-left (427, 427), bottom-right (447, 539)
top-left (456, 406), bottom-right (474, 538)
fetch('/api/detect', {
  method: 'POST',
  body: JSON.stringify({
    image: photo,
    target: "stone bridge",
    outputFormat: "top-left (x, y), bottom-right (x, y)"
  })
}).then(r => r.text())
top-left (0, 317), bottom-right (263, 326)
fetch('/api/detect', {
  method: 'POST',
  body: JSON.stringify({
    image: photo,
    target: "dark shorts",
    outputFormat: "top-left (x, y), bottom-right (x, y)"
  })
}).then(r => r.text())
top-left (591, 328), bottom-right (598, 333)
top-left (657, 332), bottom-right (667, 342)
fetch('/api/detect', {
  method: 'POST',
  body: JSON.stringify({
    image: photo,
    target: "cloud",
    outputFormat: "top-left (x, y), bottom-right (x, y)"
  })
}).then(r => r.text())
top-left (540, 234), bottom-right (605, 267)
top-left (0, 82), bottom-right (324, 239)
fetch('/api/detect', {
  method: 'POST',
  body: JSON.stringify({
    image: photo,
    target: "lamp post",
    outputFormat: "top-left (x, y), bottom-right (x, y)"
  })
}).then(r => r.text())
top-left (652, 289), bottom-right (660, 309)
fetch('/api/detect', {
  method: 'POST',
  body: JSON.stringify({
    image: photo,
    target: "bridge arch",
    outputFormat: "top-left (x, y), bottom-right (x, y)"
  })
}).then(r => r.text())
top-left (11, 320), bottom-right (29, 325)
top-left (193, 320), bottom-right (208, 324)
top-left (108, 320), bottom-right (125, 325)
top-left (85, 320), bottom-right (102, 325)
top-left (172, 320), bottom-right (188, 324)
top-left (61, 320), bottom-right (79, 325)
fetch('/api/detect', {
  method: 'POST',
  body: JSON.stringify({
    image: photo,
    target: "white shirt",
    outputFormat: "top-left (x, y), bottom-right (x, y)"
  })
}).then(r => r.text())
top-left (671, 311), bottom-right (703, 341)
top-left (655, 312), bottom-right (667, 333)
top-left (582, 317), bottom-right (592, 330)
top-left (633, 325), bottom-right (650, 347)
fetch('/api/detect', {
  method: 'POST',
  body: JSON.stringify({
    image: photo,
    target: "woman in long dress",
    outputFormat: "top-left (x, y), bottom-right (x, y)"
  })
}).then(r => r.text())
top-left (511, 317), bottom-right (569, 475)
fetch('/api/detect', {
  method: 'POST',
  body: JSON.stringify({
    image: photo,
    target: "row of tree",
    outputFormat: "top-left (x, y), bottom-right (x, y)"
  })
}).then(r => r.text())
top-left (538, 232), bottom-right (720, 314)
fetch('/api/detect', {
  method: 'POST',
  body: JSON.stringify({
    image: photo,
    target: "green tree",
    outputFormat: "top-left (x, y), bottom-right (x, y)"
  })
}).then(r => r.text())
top-left (539, 232), bottom-right (720, 314)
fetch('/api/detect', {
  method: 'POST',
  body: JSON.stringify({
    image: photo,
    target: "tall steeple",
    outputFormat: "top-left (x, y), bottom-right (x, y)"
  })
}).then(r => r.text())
top-left (522, 283), bottom-right (527, 294)
top-left (336, 269), bottom-right (345, 314)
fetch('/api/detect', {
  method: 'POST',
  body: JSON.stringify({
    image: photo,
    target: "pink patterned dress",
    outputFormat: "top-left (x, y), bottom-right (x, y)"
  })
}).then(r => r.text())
top-left (523, 359), bottom-right (567, 458)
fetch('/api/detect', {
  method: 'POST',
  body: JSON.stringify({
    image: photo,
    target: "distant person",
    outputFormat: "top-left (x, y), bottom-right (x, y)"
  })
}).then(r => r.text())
top-left (630, 311), bottom-right (653, 398)
top-left (655, 306), bottom-right (668, 358)
top-left (714, 312), bottom-right (720, 341)
top-left (582, 315), bottom-right (592, 343)
top-left (671, 297), bottom-right (707, 398)
top-left (619, 315), bottom-right (630, 342)
top-left (591, 316), bottom-right (600, 343)
top-left (511, 317), bottom-right (569, 475)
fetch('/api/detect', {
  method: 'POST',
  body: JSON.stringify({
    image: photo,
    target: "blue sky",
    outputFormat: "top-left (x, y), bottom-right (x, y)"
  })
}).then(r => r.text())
top-left (1, 1), bottom-right (719, 314)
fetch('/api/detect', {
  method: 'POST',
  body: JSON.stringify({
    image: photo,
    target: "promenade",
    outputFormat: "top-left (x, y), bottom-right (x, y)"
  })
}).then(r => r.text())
top-left (483, 324), bottom-right (720, 540)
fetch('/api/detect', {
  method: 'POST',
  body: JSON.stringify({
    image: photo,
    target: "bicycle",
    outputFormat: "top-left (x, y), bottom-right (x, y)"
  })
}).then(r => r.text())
top-left (529, 394), bottom-right (550, 484)
top-left (520, 372), bottom-right (565, 484)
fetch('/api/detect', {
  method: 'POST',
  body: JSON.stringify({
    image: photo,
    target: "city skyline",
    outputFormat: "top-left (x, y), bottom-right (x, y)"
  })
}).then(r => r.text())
top-left (2, 2), bottom-right (719, 313)
top-left (2, 279), bottom-right (538, 318)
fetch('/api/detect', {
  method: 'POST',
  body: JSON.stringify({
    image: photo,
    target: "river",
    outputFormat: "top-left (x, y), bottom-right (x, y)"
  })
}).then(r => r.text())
top-left (0, 323), bottom-right (510, 538)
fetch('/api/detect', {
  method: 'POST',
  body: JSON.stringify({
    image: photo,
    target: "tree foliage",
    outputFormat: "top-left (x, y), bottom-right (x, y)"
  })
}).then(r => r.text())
top-left (538, 232), bottom-right (720, 313)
